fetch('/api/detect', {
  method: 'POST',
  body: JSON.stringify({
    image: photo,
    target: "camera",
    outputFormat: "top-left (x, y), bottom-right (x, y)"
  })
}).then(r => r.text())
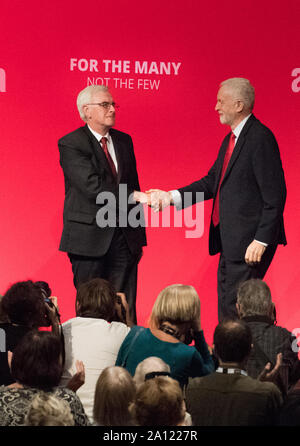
top-left (35, 281), bottom-right (56, 327)
top-left (115, 294), bottom-right (127, 324)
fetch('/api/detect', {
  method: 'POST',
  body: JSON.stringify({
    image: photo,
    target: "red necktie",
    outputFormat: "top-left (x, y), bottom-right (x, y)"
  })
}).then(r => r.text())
top-left (100, 137), bottom-right (117, 180)
top-left (212, 132), bottom-right (236, 227)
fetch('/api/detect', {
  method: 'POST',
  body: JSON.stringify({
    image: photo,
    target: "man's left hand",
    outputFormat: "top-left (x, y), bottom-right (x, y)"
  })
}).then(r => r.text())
top-left (257, 353), bottom-right (282, 382)
top-left (245, 240), bottom-right (266, 265)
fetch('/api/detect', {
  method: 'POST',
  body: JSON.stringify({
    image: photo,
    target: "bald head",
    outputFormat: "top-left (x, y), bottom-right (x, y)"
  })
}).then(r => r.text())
top-left (213, 319), bottom-right (252, 363)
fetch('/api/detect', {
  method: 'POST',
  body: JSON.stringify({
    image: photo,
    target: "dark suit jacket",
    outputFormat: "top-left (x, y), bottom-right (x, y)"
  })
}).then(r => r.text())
top-left (58, 125), bottom-right (147, 257)
top-left (186, 372), bottom-right (282, 426)
top-left (178, 115), bottom-right (286, 260)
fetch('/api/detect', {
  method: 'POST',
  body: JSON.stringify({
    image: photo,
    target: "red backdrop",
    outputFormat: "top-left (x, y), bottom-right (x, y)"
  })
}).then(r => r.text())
top-left (1, 0), bottom-right (300, 343)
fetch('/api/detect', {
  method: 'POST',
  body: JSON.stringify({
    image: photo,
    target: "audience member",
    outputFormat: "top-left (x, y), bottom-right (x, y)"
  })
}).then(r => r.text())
top-left (60, 278), bottom-right (132, 422)
top-left (186, 319), bottom-right (283, 426)
top-left (25, 392), bottom-right (75, 426)
top-left (130, 376), bottom-right (186, 426)
top-left (116, 284), bottom-right (214, 388)
top-left (0, 280), bottom-right (60, 386)
top-left (133, 357), bottom-right (192, 426)
top-left (279, 379), bottom-right (300, 425)
top-left (93, 366), bottom-right (136, 426)
top-left (133, 357), bottom-right (171, 387)
top-left (237, 279), bottom-right (300, 395)
top-left (0, 331), bottom-right (89, 426)
top-left (0, 294), bottom-right (9, 323)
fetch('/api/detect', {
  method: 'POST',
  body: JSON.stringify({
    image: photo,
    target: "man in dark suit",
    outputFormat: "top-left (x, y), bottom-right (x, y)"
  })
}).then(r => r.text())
top-left (185, 320), bottom-right (283, 426)
top-left (143, 78), bottom-right (286, 320)
top-left (58, 85), bottom-right (147, 323)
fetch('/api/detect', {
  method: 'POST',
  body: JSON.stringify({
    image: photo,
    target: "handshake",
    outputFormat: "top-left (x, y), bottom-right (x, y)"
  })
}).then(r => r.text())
top-left (133, 189), bottom-right (174, 212)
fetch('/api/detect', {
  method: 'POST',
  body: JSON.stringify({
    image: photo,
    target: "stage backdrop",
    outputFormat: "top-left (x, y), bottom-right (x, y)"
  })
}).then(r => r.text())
top-left (1, 0), bottom-right (300, 344)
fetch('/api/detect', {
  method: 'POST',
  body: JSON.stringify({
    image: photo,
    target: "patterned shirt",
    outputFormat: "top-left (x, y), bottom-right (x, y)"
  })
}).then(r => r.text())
top-left (0, 386), bottom-right (90, 426)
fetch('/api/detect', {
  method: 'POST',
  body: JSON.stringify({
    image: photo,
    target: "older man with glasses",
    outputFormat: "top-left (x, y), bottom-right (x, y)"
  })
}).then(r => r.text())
top-left (58, 85), bottom-right (147, 323)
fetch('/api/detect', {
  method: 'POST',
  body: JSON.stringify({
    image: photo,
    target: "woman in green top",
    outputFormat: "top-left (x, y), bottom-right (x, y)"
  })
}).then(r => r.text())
top-left (116, 284), bottom-right (215, 388)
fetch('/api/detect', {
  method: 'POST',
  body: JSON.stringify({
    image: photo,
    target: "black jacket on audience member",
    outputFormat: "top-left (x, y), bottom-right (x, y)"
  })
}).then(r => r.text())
top-left (0, 324), bottom-right (32, 385)
top-left (243, 315), bottom-right (300, 394)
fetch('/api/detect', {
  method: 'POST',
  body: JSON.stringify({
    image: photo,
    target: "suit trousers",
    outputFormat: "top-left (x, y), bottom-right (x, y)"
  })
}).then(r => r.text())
top-left (68, 228), bottom-right (142, 324)
top-left (217, 234), bottom-right (277, 321)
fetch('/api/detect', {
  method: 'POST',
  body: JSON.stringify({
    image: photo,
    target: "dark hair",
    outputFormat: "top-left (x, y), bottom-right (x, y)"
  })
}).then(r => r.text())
top-left (213, 319), bottom-right (252, 363)
top-left (2, 281), bottom-right (45, 327)
top-left (11, 331), bottom-right (63, 389)
top-left (35, 281), bottom-right (52, 298)
top-left (76, 278), bottom-right (120, 322)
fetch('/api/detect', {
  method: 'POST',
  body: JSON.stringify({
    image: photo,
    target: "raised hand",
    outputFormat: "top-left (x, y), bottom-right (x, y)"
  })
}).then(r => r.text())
top-left (66, 360), bottom-right (85, 392)
top-left (257, 352), bottom-right (282, 382)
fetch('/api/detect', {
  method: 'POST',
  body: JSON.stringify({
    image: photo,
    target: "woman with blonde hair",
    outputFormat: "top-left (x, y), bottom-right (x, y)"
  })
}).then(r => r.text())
top-left (116, 284), bottom-right (214, 388)
top-left (130, 376), bottom-right (187, 426)
top-left (93, 366), bottom-right (136, 426)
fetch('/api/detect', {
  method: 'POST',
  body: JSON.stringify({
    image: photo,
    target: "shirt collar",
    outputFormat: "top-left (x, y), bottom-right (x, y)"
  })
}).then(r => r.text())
top-left (87, 125), bottom-right (111, 144)
top-left (232, 114), bottom-right (252, 140)
top-left (216, 367), bottom-right (248, 376)
top-left (242, 315), bottom-right (275, 325)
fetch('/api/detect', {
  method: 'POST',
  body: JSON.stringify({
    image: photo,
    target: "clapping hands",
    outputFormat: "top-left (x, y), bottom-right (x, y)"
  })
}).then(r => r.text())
top-left (66, 360), bottom-right (85, 392)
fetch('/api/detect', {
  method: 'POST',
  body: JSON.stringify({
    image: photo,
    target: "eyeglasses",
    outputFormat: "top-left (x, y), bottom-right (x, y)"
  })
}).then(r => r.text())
top-left (85, 102), bottom-right (119, 110)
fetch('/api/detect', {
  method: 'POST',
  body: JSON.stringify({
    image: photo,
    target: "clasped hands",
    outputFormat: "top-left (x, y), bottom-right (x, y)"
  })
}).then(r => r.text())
top-left (134, 189), bottom-right (173, 212)
top-left (134, 191), bottom-right (266, 265)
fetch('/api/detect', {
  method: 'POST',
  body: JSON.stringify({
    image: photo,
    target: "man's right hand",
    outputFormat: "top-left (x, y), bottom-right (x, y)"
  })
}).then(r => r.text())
top-left (145, 189), bottom-right (173, 212)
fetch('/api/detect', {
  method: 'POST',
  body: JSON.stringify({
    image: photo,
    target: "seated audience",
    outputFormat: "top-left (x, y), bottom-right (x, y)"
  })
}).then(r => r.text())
top-left (236, 279), bottom-right (300, 395)
top-left (133, 356), bottom-right (171, 387)
top-left (116, 284), bottom-right (214, 388)
top-left (130, 376), bottom-right (186, 426)
top-left (279, 379), bottom-right (300, 425)
top-left (0, 294), bottom-right (9, 323)
top-left (25, 392), bottom-right (75, 426)
top-left (186, 319), bottom-right (283, 426)
top-left (93, 366), bottom-right (136, 426)
top-left (0, 330), bottom-right (89, 426)
top-left (0, 280), bottom-right (60, 386)
top-left (133, 357), bottom-right (192, 426)
top-left (60, 278), bottom-right (132, 422)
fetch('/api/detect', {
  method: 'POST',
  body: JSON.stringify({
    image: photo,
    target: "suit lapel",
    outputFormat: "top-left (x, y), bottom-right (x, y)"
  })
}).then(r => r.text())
top-left (214, 133), bottom-right (231, 194)
top-left (110, 129), bottom-right (123, 184)
top-left (83, 125), bottom-right (117, 180)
